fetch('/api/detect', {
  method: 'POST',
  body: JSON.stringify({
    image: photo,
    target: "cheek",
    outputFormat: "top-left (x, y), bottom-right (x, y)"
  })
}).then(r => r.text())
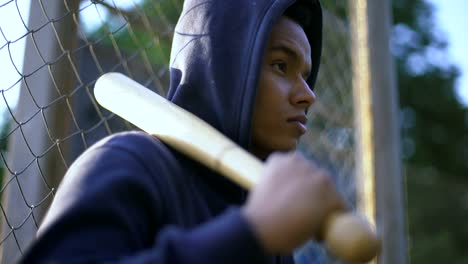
top-left (253, 74), bottom-right (290, 133)
top-left (251, 73), bottom-right (298, 153)
top-left (257, 72), bottom-right (290, 108)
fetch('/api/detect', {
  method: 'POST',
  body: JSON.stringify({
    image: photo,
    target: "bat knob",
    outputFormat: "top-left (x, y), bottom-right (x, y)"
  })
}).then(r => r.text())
top-left (323, 212), bottom-right (381, 263)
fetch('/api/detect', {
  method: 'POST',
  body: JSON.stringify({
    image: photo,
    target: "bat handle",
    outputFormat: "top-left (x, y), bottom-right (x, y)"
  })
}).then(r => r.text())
top-left (323, 211), bottom-right (381, 263)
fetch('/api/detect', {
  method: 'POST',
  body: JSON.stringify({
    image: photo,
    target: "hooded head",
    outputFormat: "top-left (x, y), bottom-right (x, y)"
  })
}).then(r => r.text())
top-left (167, 0), bottom-right (322, 159)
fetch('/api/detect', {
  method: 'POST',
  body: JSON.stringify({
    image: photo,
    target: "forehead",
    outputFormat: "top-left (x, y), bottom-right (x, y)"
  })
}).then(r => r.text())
top-left (267, 17), bottom-right (311, 60)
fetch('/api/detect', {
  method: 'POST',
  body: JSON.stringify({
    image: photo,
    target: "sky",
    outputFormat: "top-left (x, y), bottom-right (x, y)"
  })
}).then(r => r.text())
top-left (0, 0), bottom-right (142, 124)
top-left (428, 0), bottom-right (468, 107)
top-left (0, 0), bottom-right (30, 114)
top-left (0, 0), bottom-right (466, 122)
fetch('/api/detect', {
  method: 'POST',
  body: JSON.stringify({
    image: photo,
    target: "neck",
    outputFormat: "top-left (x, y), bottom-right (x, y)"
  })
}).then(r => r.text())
top-left (249, 147), bottom-right (271, 162)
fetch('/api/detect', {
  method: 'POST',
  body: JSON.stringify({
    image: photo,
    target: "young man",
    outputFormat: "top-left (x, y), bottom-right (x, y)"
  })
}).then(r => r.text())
top-left (20, 0), bottom-right (345, 263)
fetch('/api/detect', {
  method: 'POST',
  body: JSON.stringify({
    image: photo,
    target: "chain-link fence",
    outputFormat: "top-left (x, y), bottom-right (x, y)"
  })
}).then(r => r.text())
top-left (0, 0), bottom-right (362, 262)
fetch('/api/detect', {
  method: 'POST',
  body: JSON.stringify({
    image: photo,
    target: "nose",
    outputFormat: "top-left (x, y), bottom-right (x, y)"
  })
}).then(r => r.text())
top-left (291, 79), bottom-right (316, 110)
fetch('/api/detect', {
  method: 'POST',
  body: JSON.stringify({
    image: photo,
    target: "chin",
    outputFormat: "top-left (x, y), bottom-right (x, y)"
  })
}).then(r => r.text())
top-left (273, 139), bottom-right (299, 152)
top-left (251, 137), bottom-right (299, 159)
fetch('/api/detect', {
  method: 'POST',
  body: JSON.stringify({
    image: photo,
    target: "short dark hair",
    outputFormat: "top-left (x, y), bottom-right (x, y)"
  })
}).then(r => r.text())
top-left (283, 0), bottom-right (315, 29)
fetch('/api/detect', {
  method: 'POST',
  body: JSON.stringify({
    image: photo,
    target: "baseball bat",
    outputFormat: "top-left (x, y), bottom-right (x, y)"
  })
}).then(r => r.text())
top-left (94, 72), bottom-right (380, 262)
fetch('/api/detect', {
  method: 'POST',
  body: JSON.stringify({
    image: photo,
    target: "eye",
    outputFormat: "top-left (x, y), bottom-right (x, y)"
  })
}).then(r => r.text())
top-left (272, 61), bottom-right (287, 74)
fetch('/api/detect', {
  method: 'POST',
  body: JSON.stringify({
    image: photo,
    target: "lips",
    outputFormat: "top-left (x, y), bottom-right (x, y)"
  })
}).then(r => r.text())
top-left (287, 115), bottom-right (308, 134)
top-left (287, 115), bottom-right (307, 125)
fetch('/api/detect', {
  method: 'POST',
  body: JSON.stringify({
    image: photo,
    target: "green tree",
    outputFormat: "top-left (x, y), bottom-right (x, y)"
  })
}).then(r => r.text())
top-left (89, 0), bottom-right (182, 67)
top-left (392, 1), bottom-right (468, 263)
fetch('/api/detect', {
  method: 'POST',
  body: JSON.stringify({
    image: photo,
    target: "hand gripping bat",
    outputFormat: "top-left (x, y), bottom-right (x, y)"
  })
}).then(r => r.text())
top-left (94, 72), bottom-right (380, 262)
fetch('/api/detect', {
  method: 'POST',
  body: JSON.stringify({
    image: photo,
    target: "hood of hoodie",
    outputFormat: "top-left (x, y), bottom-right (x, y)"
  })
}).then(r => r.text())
top-left (167, 0), bottom-right (322, 151)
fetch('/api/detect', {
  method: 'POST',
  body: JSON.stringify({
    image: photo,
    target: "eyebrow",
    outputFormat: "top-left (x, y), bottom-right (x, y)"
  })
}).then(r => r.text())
top-left (269, 43), bottom-right (312, 78)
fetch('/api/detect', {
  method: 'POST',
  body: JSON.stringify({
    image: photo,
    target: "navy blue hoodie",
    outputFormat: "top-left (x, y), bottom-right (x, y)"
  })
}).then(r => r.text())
top-left (20, 0), bottom-right (322, 263)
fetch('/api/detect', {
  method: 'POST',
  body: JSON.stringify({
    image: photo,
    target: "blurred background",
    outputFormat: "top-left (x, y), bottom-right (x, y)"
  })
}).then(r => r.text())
top-left (393, 0), bottom-right (468, 263)
top-left (0, 0), bottom-right (466, 263)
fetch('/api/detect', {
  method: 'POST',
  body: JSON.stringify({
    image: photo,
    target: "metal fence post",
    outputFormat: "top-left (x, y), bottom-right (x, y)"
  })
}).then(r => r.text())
top-left (348, 0), bottom-right (407, 263)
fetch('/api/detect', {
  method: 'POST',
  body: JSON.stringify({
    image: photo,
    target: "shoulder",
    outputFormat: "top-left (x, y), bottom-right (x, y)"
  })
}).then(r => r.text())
top-left (92, 130), bottom-right (167, 156)
top-left (52, 131), bottom-right (183, 206)
top-left (66, 131), bottom-right (184, 184)
top-left (79, 131), bottom-right (179, 170)
top-left (39, 131), bottom-right (182, 233)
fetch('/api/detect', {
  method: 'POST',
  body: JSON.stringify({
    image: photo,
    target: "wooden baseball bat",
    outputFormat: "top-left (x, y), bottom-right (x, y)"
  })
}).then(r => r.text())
top-left (94, 72), bottom-right (380, 262)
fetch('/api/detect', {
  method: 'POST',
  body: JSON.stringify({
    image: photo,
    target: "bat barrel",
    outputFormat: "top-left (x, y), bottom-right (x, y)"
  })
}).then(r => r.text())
top-left (324, 212), bottom-right (380, 262)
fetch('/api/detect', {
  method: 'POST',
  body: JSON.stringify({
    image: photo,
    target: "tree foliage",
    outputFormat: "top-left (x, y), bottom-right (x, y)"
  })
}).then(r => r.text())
top-left (392, 1), bottom-right (468, 263)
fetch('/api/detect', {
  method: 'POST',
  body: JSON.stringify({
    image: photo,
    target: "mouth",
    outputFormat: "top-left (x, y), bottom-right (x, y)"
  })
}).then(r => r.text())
top-left (287, 115), bottom-right (308, 134)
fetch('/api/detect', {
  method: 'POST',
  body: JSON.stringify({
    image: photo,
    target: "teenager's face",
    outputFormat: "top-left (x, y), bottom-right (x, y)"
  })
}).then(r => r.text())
top-left (251, 16), bottom-right (315, 159)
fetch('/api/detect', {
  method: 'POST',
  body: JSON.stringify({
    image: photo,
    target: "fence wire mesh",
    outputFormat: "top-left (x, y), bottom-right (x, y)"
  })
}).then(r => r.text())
top-left (0, 0), bottom-right (353, 262)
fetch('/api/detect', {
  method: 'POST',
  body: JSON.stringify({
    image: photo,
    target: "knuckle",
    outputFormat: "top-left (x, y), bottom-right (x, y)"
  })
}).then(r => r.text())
top-left (271, 152), bottom-right (297, 165)
top-left (289, 152), bottom-right (306, 163)
top-left (292, 151), bottom-right (304, 160)
top-left (266, 152), bottom-right (283, 163)
top-left (315, 171), bottom-right (333, 188)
